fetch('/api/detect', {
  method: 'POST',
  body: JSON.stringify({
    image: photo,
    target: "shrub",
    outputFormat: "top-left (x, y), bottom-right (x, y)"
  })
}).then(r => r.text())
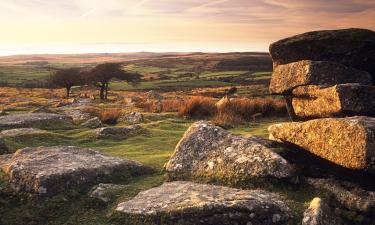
top-left (83, 107), bottom-right (122, 125)
top-left (178, 96), bottom-right (217, 119)
top-left (212, 97), bottom-right (286, 126)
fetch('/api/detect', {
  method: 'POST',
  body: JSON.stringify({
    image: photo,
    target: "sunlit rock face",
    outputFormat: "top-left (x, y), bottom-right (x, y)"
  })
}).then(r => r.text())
top-left (269, 60), bottom-right (372, 95)
top-left (268, 116), bottom-right (375, 172)
top-left (0, 146), bottom-right (149, 196)
top-left (291, 84), bottom-right (375, 119)
top-left (302, 197), bottom-right (342, 225)
top-left (269, 28), bottom-right (375, 82)
top-left (115, 181), bottom-right (293, 225)
top-left (165, 121), bottom-right (296, 185)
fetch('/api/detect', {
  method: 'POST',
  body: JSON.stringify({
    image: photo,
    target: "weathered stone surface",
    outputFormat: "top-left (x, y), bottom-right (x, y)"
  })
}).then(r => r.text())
top-left (268, 117), bottom-right (375, 171)
top-left (115, 181), bottom-right (293, 225)
top-left (64, 109), bottom-right (92, 122)
top-left (89, 183), bottom-right (127, 203)
top-left (165, 121), bottom-right (295, 184)
top-left (0, 113), bottom-right (72, 130)
top-left (302, 197), bottom-right (342, 225)
top-left (120, 112), bottom-right (144, 124)
top-left (95, 125), bottom-right (144, 139)
top-left (269, 28), bottom-right (375, 80)
top-left (307, 178), bottom-right (375, 214)
top-left (146, 90), bottom-right (164, 101)
top-left (0, 138), bottom-right (9, 154)
top-left (0, 128), bottom-right (48, 137)
top-left (269, 60), bottom-right (372, 94)
top-left (1, 146), bottom-right (148, 196)
top-left (82, 117), bottom-right (103, 128)
top-left (292, 84), bottom-right (375, 118)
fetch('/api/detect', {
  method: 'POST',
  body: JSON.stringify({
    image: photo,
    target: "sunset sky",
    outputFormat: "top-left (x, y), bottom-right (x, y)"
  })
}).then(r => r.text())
top-left (1, 0), bottom-right (375, 56)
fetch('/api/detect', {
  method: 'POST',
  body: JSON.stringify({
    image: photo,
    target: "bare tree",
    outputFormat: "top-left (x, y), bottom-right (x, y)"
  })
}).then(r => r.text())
top-left (50, 68), bottom-right (82, 97)
top-left (85, 63), bottom-right (141, 100)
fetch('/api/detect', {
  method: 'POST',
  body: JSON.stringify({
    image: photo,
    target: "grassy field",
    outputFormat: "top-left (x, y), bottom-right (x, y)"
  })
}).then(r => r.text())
top-left (1, 114), bottom-right (301, 225)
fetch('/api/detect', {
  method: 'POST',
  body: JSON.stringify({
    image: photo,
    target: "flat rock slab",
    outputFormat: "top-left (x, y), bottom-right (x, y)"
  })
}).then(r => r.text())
top-left (165, 121), bottom-right (295, 185)
top-left (302, 197), bottom-right (342, 225)
top-left (95, 125), bottom-right (144, 139)
top-left (307, 178), bottom-right (375, 214)
top-left (292, 84), bottom-right (375, 118)
top-left (1, 146), bottom-right (148, 196)
top-left (0, 128), bottom-right (48, 137)
top-left (269, 28), bottom-right (375, 80)
top-left (268, 116), bottom-right (375, 171)
top-left (0, 113), bottom-right (72, 130)
top-left (269, 60), bottom-right (372, 94)
top-left (115, 181), bottom-right (293, 225)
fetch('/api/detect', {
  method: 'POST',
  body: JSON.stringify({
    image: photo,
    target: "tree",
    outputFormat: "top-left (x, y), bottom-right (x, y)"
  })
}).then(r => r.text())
top-left (86, 63), bottom-right (141, 100)
top-left (50, 68), bottom-right (83, 97)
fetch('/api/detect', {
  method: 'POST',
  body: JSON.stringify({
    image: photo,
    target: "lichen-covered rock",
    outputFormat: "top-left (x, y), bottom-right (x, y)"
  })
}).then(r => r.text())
top-left (0, 138), bottom-right (8, 154)
top-left (146, 90), bottom-right (164, 101)
top-left (0, 113), bottom-right (72, 130)
top-left (89, 183), bottom-right (128, 204)
top-left (95, 125), bottom-right (144, 139)
top-left (120, 112), bottom-right (144, 124)
top-left (307, 178), bottom-right (375, 214)
top-left (82, 117), bottom-right (103, 128)
top-left (165, 121), bottom-right (295, 185)
top-left (268, 117), bottom-right (375, 171)
top-left (292, 84), bottom-right (375, 118)
top-left (0, 128), bottom-right (48, 137)
top-left (115, 181), bottom-right (293, 225)
top-left (64, 109), bottom-right (92, 122)
top-left (269, 60), bottom-right (372, 94)
top-left (302, 197), bottom-right (342, 225)
top-left (269, 28), bottom-right (375, 80)
top-left (1, 146), bottom-right (148, 196)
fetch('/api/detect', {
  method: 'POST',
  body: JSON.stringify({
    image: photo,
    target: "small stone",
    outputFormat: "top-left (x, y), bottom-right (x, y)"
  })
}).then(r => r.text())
top-left (89, 183), bottom-right (127, 203)
top-left (95, 125), bottom-right (144, 139)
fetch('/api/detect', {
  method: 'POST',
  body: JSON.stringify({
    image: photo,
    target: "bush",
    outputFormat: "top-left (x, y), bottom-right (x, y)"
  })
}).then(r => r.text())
top-left (178, 96), bottom-right (217, 119)
top-left (212, 97), bottom-right (286, 126)
top-left (83, 107), bottom-right (122, 125)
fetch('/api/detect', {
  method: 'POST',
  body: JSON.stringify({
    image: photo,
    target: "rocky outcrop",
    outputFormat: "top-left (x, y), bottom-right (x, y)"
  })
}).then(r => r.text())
top-left (302, 197), bottom-right (342, 225)
top-left (0, 113), bottom-right (72, 130)
top-left (269, 28), bottom-right (375, 80)
top-left (268, 116), bottom-right (375, 171)
top-left (95, 125), bottom-right (144, 139)
top-left (114, 181), bottom-right (293, 225)
top-left (307, 178), bottom-right (375, 214)
top-left (82, 117), bottom-right (103, 128)
top-left (269, 60), bottom-right (372, 94)
top-left (291, 84), bottom-right (375, 118)
top-left (89, 183), bottom-right (127, 204)
top-left (0, 128), bottom-right (48, 137)
top-left (165, 121), bottom-right (295, 185)
top-left (1, 146), bottom-right (148, 196)
top-left (63, 109), bottom-right (92, 122)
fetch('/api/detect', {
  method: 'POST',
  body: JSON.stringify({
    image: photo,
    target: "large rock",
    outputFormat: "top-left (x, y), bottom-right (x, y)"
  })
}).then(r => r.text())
top-left (165, 121), bottom-right (295, 185)
top-left (82, 117), bottom-right (103, 129)
top-left (0, 113), bottom-right (72, 130)
top-left (302, 197), bottom-right (342, 225)
top-left (120, 112), bottom-right (144, 124)
top-left (269, 28), bottom-right (375, 80)
top-left (268, 117), bottom-right (375, 171)
top-left (95, 125), bottom-right (144, 139)
top-left (307, 178), bottom-right (375, 214)
top-left (291, 84), bottom-right (375, 118)
top-left (269, 60), bottom-right (372, 94)
top-left (115, 181), bottom-right (293, 225)
top-left (1, 146), bottom-right (148, 196)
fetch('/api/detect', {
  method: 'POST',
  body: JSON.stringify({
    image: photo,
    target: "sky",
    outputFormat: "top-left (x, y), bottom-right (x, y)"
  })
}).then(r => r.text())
top-left (1, 0), bottom-right (375, 56)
